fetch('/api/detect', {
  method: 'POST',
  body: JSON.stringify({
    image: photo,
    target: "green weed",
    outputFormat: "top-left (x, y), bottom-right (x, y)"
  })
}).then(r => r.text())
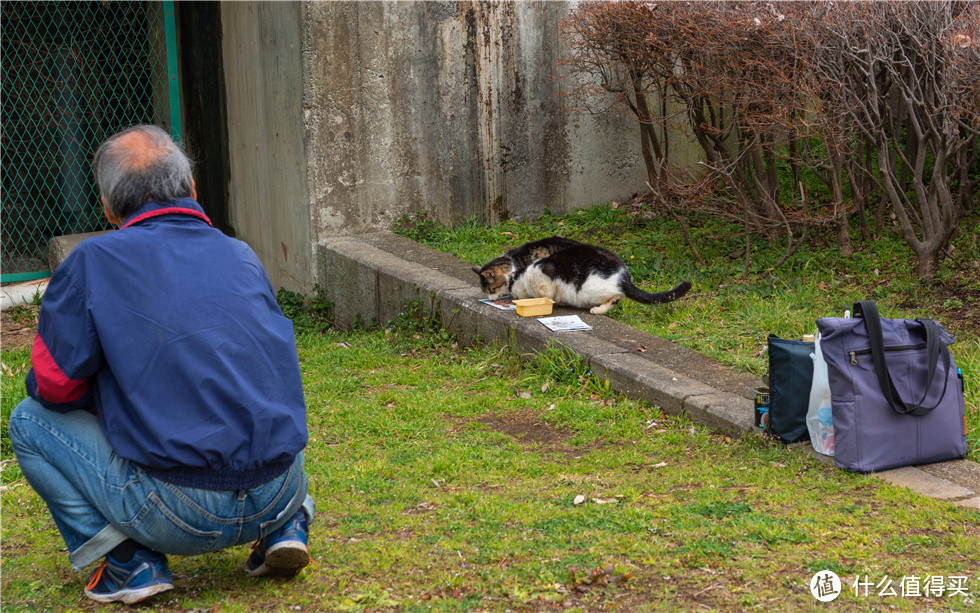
top-left (386, 299), bottom-right (457, 352)
top-left (5, 305), bottom-right (37, 326)
top-left (276, 284), bottom-right (334, 335)
top-left (0, 347), bottom-right (30, 483)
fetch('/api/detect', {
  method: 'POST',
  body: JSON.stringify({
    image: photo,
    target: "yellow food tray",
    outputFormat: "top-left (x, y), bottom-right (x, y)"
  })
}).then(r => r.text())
top-left (513, 297), bottom-right (555, 317)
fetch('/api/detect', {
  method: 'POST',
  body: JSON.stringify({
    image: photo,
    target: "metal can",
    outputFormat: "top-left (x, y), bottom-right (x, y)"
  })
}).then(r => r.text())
top-left (754, 386), bottom-right (770, 430)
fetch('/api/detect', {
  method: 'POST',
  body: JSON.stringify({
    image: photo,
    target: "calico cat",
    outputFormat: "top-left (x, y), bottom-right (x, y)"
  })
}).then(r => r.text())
top-left (471, 236), bottom-right (584, 299)
top-left (473, 236), bottom-right (692, 314)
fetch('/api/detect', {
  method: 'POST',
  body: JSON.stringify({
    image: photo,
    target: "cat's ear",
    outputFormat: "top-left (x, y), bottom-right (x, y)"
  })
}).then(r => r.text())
top-left (472, 266), bottom-right (482, 275)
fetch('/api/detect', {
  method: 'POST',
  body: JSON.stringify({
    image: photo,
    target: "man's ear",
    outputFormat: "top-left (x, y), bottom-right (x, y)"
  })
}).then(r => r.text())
top-left (191, 178), bottom-right (197, 201)
top-left (101, 196), bottom-right (123, 227)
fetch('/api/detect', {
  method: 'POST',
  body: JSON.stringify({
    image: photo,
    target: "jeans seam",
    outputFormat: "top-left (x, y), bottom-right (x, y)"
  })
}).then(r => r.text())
top-left (242, 459), bottom-right (297, 523)
top-left (10, 412), bottom-right (104, 476)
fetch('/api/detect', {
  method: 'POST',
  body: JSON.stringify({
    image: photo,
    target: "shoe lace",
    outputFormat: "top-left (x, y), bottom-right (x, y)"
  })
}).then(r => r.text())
top-left (85, 560), bottom-right (107, 591)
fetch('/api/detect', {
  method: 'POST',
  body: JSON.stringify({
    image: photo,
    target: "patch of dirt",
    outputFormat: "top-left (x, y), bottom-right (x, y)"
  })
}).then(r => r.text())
top-left (928, 284), bottom-right (980, 340)
top-left (1, 305), bottom-right (38, 351)
top-left (476, 409), bottom-right (598, 459)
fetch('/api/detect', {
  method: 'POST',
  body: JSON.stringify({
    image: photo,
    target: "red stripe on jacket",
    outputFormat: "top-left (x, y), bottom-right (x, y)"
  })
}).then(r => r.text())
top-left (31, 333), bottom-right (88, 404)
top-left (121, 207), bottom-right (213, 229)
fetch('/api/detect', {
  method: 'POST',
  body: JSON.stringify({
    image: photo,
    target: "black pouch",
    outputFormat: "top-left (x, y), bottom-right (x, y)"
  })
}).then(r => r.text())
top-left (767, 334), bottom-right (814, 443)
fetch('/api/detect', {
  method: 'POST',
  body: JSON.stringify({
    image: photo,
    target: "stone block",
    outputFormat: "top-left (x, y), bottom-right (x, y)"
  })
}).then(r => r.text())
top-left (683, 392), bottom-right (755, 437)
top-left (46, 231), bottom-right (111, 271)
top-left (954, 496), bottom-right (979, 509)
top-left (317, 237), bottom-right (381, 328)
top-left (437, 287), bottom-right (513, 347)
top-left (589, 352), bottom-right (713, 416)
top-left (874, 466), bottom-right (975, 500)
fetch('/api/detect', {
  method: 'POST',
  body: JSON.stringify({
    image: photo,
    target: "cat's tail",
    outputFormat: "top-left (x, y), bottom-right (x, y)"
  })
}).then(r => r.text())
top-left (624, 280), bottom-right (692, 304)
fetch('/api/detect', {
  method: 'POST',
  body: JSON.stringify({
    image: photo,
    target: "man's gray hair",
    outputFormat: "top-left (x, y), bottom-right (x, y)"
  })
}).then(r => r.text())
top-left (92, 125), bottom-right (194, 222)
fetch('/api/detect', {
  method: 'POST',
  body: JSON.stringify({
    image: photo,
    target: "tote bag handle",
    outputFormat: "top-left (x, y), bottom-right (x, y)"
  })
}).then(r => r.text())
top-left (854, 300), bottom-right (950, 417)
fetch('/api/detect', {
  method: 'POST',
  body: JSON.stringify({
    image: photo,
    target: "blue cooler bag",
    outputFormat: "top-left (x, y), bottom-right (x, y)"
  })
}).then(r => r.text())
top-left (816, 301), bottom-right (966, 473)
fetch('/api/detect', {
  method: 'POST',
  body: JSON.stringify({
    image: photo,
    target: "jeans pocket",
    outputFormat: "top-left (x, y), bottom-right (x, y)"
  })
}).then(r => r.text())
top-left (123, 492), bottom-right (223, 555)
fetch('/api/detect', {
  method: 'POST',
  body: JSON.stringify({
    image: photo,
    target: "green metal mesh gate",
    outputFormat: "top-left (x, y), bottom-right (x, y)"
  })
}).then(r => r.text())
top-left (1, 1), bottom-right (182, 283)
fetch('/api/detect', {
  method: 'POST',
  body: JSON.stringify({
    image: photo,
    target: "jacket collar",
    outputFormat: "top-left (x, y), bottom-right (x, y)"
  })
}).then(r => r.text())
top-left (120, 198), bottom-right (213, 229)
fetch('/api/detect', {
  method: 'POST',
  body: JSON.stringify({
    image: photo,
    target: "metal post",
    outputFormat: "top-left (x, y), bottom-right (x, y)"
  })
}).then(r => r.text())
top-left (163, 0), bottom-right (182, 143)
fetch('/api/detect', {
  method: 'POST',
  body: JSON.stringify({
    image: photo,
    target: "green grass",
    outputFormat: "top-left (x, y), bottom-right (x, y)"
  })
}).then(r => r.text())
top-left (1, 348), bottom-right (31, 482)
top-left (395, 205), bottom-right (980, 461)
top-left (2, 319), bottom-right (978, 611)
top-left (2, 205), bottom-right (979, 610)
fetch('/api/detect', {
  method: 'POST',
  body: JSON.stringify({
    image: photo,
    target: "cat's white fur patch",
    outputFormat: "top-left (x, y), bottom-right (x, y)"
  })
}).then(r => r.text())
top-left (511, 266), bottom-right (624, 310)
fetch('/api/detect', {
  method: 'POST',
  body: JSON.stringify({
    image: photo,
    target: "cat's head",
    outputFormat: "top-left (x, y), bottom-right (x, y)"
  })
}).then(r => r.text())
top-left (472, 258), bottom-right (514, 299)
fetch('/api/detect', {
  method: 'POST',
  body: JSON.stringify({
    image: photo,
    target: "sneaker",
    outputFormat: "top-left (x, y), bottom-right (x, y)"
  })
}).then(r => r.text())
top-left (84, 549), bottom-right (174, 604)
top-left (245, 510), bottom-right (310, 577)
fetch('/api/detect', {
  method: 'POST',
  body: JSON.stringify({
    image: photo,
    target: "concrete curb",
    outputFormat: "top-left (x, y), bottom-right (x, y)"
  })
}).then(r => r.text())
top-left (1, 280), bottom-right (48, 311)
top-left (47, 231), bottom-right (111, 271)
top-left (318, 231), bottom-right (978, 508)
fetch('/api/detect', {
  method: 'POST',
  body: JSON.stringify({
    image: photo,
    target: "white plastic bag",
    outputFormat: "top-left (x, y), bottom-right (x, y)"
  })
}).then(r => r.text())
top-left (806, 332), bottom-right (835, 455)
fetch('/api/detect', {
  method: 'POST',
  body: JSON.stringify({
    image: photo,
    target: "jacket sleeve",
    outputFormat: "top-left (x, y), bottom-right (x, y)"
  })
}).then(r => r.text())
top-left (25, 264), bottom-right (101, 412)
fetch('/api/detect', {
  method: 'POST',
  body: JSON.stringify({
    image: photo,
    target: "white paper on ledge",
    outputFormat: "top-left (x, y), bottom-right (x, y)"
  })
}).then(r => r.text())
top-left (537, 315), bottom-right (592, 331)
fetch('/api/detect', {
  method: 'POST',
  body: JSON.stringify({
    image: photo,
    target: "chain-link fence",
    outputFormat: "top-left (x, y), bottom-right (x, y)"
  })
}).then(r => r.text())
top-left (1, 1), bottom-right (181, 282)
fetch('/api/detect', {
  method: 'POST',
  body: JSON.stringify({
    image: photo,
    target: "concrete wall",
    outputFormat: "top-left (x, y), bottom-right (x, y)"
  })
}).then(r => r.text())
top-left (221, 2), bottom-right (312, 292)
top-left (219, 1), bottom-right (698, 291)
top-left (302, 1), bottom-right (651, 240)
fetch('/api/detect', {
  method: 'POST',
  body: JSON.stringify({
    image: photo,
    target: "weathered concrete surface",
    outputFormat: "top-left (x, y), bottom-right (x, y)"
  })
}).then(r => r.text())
top-left (46, 231), bottom-right (112, 271)
top-left (317, 230), bottom-right (980, 508)
top-left (220, 1), bottom-right (312, 293)
top-left (916, 460), bottom-right (980, 499)
top-left (955, 497), bottom-right (980, 509)
top-left (318, 235), bottom-right (473, 329)
top-left (215, 1), bottom-right (705, 291)
top-left (874, 467), bottom-right (974, 501)
top-left (301, 1), bottom-right (664, 240)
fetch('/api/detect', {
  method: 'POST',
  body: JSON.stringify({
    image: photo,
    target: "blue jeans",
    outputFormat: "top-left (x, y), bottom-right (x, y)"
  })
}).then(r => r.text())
top-left (8, 397), bottom-right (315, 571)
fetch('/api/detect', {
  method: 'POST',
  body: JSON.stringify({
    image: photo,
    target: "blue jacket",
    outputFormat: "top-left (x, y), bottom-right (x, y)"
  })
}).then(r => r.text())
top-left (27, 198), bottom-right (308, 490)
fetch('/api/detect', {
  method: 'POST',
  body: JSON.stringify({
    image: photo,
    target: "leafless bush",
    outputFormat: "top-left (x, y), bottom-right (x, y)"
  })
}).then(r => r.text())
top-left (806, 1), bottom-right (979, 277)
top-left (564, 0), bottom-right (980, 278)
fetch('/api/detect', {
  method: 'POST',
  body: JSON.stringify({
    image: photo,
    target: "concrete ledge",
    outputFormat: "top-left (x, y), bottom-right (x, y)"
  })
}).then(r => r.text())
top-left (1, 279), bottom-right (48, 311)
top-left (685, 392), bottom-right (756, 438)
top-left (316, 231), bottom-right (980, 508)
top-left (874, 466), bottom-right (975, 501)
top-left (589, 352), bottom-right (714, 418)
top-left (916, 458), bottom-right (980, 495)
top-left (318, 235), bottom-right (472, 328)
top-left (437, 287), bottom-right (517, 348)
top-left (47, 231), bottom-right (111, 271)
top-left (955, 497), bottom-right (980, 509)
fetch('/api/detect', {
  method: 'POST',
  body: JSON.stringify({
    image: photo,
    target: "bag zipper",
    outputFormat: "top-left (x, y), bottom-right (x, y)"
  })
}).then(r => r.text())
top-left (849, 343), bottom-right (927, 365)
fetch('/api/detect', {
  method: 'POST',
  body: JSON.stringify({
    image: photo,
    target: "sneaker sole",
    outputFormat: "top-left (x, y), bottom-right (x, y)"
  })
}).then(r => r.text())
top-left (85, 581), bottom-right (173, 604)
top-left (246, 540), bottom-right (310, 577)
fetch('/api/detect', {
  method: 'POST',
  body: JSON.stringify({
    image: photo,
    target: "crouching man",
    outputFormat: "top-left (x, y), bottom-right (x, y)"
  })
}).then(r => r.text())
top-left (8, 125), bottom-right (314, 604)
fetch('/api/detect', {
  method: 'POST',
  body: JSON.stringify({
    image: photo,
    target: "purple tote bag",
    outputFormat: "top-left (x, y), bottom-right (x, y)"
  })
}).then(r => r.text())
top-left (816, 301), bottom-right (966, 473)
